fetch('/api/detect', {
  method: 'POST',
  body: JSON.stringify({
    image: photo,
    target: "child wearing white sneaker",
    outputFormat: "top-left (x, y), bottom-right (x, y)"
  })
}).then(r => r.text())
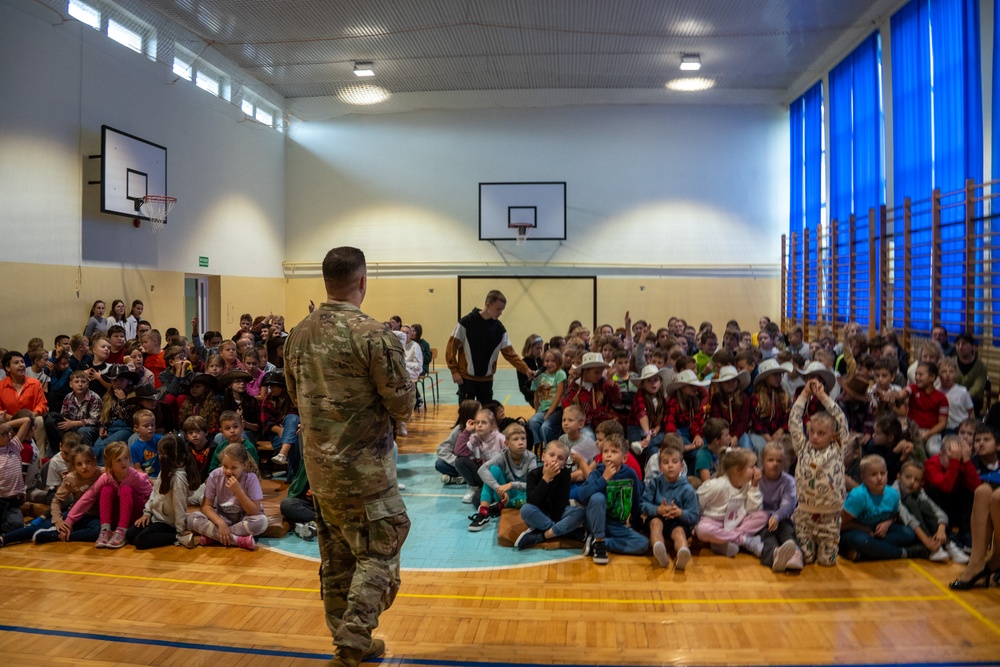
top-left (62, 440), bottom-right (152, 549)
top-left (695, 448), bottom-right (768, 558)
top-left (757, 440), bottom-right (804, 572)
top-left (185, 443), bottom-right (267, 551)
top-left (640, 440), bottom-right (697, 569)
top-left (434, 400), bottom-right (480, 485)
top-left (468, 423), bottom-right (536, 531)
top-left (894, 460), bottom-right (967, 563)
top-left (453, 408), bottom-right (505, 504)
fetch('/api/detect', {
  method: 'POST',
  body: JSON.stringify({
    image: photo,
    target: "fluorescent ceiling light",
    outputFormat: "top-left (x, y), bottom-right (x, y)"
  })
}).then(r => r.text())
top-left (666, 77), bottom-right (715, 92)
top-left (680, 54), bottom-right (701, 71)
top-left (353, 61), bottom-right (375, 77)
top-left (338, 84), bottom-right (390, 105)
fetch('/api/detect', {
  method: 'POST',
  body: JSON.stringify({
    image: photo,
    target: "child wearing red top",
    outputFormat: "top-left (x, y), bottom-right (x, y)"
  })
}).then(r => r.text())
top-left (924, 435), bottom-right (980, 552)
top-left (903, 361), bottom-right (949, 456)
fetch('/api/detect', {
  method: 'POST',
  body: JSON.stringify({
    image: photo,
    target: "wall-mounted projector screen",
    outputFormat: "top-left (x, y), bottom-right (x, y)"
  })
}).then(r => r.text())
top-left (101, 125), bottom-right (167, 220)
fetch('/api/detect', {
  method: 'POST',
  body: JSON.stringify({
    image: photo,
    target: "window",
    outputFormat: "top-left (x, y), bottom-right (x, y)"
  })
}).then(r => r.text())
top-left (240, 94), bottom-right (278, 128)
top-left (68, 0), bottom-right (100, 29)
top-left (66, 1), bottom-right (154, 60)
top-left (107, 18), bottom-right (142, 54)
top-left (173, 57), bottom-right (193, 81)
top-left (174, 45), bottom-right (230, 101)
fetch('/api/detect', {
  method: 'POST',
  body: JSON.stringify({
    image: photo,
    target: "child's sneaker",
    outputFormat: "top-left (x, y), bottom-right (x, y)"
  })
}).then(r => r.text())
top-left (742, 535), bottom-right (764, 558)
top-left (397, 423), bottom-right (408, 436)
top-left (785, 549), bottom-right (804, 571)
top-left (652, 541), bottom-right (671, 568)
top-left (95, 527), bottom-right (112, 548)
top-left (674, 546), bottom-right (691, 571)
top-left (32, 526), bottom-right (59, 543)
top-left (630, 441), bottom-right (643, 456)
top-left (945, 540), bottom-right (970, 564)
top-left (235, 535), bottom-right (257, 551)
top-left (461, 488), bottom-right (478, 504)
top-left (710, 541), bottom-right (739, 558)
top-left (397, 482), bottom-right (406, 490)
top-left (106, 528), bottom-right (127, 549)
top-left (582, 533), bottom-right (593, 557)
top-left (271, 453), bottom-right (288, 466)
top-left (514, 528), bottom-right (545, 550)
top-left (467, 513), bottom-right (490, 532)
top-left (772, 540), bottom-right (797, 572)
top-left (592, 539), bottom-right (609, 565)
top-left (929, 547), bottom-right (949, 562)
top-left (487, 501), bottom-right (504, 517)
top-left (294, 521), bottom-right (318, 541)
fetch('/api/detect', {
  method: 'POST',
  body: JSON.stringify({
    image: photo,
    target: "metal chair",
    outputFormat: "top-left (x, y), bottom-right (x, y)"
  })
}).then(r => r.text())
top-left (417, 347), bottom-right (440, 408)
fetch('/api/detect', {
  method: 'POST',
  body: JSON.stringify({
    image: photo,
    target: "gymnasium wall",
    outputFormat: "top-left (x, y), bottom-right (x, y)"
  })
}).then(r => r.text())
top-left (284, 104), bottom-right (788, 269)
top-left (0, 1), bottom-right (286, 349)
top-left (282, 275), bottom-right (779, 370)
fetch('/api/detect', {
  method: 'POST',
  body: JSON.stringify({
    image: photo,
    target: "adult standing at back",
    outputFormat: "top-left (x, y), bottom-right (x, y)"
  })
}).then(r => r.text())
top-left (446, 290), bottom-right (534, 403)
top-left (284, 246), bottom-right (414, 667)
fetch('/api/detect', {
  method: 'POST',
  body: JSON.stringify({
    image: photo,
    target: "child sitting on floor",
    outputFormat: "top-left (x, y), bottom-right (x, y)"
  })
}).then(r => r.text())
top-left (696, 448), bottom-right (767, 558)
top-left (468, 423), bottom-right (537, 532)
top-left (757, 441), bottom-right (804, 572)
top-left (209, 411), bottom-right (260, 472)
top-left (435, 400), bottom-right (480, 485)
top-left (516, 440), bottom-right (585, 550)
top-left (454, 408), bottom-right (505, 504)
top-left (129, 409), bottom-right (163, 477)
top-left (894, 460), bottom-right (966, 563)
top-left (280, 463), bottom-right (317, 541)
top-left (127, 435), bottom-right (201, 550)
top-left (641, 440), bottom-right (697, 570)
top-left (577, 429), bottom-right (647, 565)
top-left (694, 418), bottom-right (730, 484)
top-left (923, 435), bottom-right (979, 553)
top-left (62, 440), bottom-right (152, 549)
top-left (183, 442), bottom-right (267, 550)
top-left (840, 454), bottom-right (915, 561)
top-left (0, 415), bottom-right (36, 534)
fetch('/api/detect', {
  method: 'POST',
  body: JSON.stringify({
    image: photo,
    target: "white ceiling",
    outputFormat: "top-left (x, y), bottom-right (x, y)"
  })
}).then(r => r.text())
top-left (136, 0), bottom-right (907, 119)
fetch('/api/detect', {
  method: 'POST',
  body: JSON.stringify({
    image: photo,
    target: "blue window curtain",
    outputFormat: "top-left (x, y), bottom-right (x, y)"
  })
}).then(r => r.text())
top-left (890, 0), bottom-right (932, 332)
top-left (829, 32), bottom-right (883, 327)
top-left (803, 82), bottom-right (824, 325)
top-left (789, 96), bottom-right (805, 322)
top-left (931, 0), bottom-right (982, 334)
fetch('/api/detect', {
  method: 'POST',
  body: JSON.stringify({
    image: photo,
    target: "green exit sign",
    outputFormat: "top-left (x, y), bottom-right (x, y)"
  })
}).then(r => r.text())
top-left (198, 256), bottom-right (209, 268)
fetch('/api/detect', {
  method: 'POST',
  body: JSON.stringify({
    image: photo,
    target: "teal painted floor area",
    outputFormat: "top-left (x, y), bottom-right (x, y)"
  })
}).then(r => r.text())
top-left (258, 452), bottom-right (583, 570)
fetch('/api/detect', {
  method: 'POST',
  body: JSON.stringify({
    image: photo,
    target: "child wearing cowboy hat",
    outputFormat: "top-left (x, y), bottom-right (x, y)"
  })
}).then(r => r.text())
top-left (178, 373), bottom-right (222, 438)
top-left (748, 359), bottom-right (792, 456)
top-left (559, 352), bottom-right (622, 442)
top-left (709, 366), bottom-right (753, 450)
top-left (664, 369), bottom-right (710, 476)
top-left (219, 369), bottom-right (260, 439)
top-left (793, 361), bottom-right (838, 426)
top-left (627, 365), bottom-right (671, 467)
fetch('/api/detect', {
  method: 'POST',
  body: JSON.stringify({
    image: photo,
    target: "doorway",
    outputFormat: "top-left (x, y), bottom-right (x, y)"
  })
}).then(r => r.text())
top-left (184, 276), bottom-right (209, 333)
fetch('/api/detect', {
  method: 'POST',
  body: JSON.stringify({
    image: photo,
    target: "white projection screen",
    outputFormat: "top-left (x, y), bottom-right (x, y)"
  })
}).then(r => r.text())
top-left (458, 277), bottom-right (596, 346)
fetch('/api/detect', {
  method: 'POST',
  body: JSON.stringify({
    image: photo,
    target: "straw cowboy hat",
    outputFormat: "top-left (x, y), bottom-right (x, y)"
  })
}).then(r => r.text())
top-left (753, 358), bottom-right (790, 387)
top-left (801, 361), bottom-right (837, 394)
top-left (665, 369), bottom-right (710, 396)
top-left (629, 364), bottom-right (671, 389)
top-left (711, 365), bottom-right (751, 391)
top-left (577, 352), bottom-right (610, 371)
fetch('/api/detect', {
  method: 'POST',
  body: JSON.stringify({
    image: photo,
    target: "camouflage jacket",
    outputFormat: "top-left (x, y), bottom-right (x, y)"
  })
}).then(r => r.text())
top-left (284, 302), bottom-right (414, 497)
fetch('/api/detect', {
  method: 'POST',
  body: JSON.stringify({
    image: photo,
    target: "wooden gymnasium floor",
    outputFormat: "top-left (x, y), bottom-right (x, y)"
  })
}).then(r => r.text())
top-left (2, 400), bottom-right (1000, 667)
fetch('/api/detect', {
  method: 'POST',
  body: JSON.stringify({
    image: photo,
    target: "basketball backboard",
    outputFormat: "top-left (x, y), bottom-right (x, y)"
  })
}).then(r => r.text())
top-left (100, 125), bottom-right (167, 220)
top-left (479, 182), bottom-right (566, 241)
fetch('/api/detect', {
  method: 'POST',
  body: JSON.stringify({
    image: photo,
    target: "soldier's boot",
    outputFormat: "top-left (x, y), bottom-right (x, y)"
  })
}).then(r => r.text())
top-left (326, 638), bottom-right (385, 667)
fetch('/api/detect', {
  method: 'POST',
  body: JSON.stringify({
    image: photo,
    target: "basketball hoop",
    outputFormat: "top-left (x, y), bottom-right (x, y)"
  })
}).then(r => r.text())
top-left (510, 223), bottom-right (531, 246)
top-left (137, 195), bottom-right (176, 234)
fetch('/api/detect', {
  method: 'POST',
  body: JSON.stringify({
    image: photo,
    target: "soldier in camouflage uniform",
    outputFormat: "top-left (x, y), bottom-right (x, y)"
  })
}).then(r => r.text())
top-left (284, 246), bottom-right (415, 667)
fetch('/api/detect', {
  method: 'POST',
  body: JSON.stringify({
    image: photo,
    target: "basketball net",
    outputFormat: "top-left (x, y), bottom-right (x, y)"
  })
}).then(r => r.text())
top-left (138, 195), bottom-right (176, 234)
top-left (511, 224), bottom-right (530, 246)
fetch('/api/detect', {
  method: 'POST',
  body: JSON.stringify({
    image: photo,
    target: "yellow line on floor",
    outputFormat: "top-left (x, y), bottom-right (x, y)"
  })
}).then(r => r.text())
top-left (0, 563), bottom-right (948, 606)
top-left (908, 561), bottom-right (1000, 636)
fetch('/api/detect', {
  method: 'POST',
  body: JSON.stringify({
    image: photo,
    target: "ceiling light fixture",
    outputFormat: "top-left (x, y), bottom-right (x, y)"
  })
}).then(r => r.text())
top-left (666, 77), bottom-right (715, 92)
top-left (338, 83), bottom-right (390, 105)
top-left (680, 54), bottom-right (701, 71)
top-left (353, 61), bottom-right (375, 77)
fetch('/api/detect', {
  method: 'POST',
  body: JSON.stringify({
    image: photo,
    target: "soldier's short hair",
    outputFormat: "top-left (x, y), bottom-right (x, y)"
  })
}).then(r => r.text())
top-left (322, 246), bottom-right (366, 294)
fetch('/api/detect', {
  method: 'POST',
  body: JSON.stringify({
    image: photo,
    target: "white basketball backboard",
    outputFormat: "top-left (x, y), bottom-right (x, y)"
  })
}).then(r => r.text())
top-left (101, 125), bottom-right (167, 220)
top-left (479, 182), bottom-right (566, 241)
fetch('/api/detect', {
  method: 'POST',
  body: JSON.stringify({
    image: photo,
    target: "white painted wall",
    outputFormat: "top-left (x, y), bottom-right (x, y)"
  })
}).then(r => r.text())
top-left (0, 1), bottom-right (285, 277)
top-left (286, 104), bottom-right (788, 271)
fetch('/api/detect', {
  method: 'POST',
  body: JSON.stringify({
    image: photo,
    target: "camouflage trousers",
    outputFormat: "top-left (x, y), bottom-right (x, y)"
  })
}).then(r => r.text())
top-left (314, 486), bottom-right (410, 652)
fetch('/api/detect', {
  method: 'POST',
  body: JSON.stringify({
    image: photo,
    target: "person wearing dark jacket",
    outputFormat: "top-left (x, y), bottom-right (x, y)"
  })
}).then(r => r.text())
top-left (515, 440), bottom-right (585, 550)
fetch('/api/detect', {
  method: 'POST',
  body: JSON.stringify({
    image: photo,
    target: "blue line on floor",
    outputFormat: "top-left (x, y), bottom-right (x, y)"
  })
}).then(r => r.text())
top-left (2, 624), bottom-right (999, 667)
